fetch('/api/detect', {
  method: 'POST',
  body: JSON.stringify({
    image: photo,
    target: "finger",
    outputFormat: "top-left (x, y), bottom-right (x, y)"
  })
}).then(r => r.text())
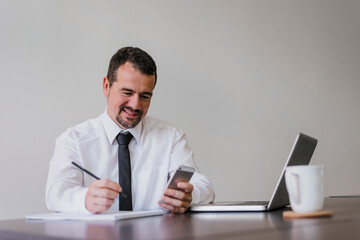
top-left (158, 200), bottom-right (175, 212)
top-left (88, 186), bottom-right (119, 199)
top-left (164, 189), bottom-right (192, 202)
top-left (158, 201), bottom-right (187, 214)
top-left (87, 203), bottom-right (110, 214)
top-left (93, 196), bottom-right (115, 207)
top-left (91, 179), bottom-right (122, 193)
top-left (164, 188), bottom-right (185, 199)
top-left (176, 182), bottom-right (194, 192)
top-left (86, 197), bottom-right (112, 214)
top-left (161, 195), bottom-right (190, 209)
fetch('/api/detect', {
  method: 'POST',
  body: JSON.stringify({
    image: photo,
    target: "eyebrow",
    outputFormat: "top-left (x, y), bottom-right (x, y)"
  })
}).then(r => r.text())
top-left (121, 88), bottom-right (153, 96)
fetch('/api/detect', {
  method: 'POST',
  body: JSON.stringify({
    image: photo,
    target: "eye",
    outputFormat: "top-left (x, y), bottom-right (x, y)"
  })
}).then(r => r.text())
top-left (140, 94), bottom-right (152, 101)
top-left (122, 91), bottom-right (133, 96)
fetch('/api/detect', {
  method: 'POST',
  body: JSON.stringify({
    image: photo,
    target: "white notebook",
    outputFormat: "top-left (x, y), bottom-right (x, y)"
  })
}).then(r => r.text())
top-left (26, 210), bottom-right (164, 221)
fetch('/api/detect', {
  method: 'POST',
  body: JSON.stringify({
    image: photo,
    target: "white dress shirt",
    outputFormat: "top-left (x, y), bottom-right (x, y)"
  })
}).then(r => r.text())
top-left (46, 110), bottom-right (215, 213)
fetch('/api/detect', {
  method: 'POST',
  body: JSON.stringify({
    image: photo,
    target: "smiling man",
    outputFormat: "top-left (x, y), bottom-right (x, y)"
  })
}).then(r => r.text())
top-left (46, 47), bottom-right (215, 214)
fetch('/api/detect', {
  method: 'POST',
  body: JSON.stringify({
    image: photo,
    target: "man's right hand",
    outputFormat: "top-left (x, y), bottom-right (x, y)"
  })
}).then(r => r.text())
top-left (85, 179), bottom-right (121, 213)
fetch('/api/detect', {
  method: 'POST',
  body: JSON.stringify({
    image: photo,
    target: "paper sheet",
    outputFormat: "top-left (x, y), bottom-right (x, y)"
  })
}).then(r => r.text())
top-left (26, 209), bottom-right (164, 221)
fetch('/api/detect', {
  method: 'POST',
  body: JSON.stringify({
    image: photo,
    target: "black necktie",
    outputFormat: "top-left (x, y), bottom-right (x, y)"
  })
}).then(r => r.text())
top-left (116, 132), bottom-right (133, 211)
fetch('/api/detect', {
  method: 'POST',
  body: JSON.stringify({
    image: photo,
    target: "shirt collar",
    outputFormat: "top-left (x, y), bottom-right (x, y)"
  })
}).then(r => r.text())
top-left (101, 108), bottom-right (142, 145)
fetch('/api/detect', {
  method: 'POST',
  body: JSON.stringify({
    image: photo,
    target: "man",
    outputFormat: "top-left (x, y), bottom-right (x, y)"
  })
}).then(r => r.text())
top-left (46, 47), bottom-right (215, 214)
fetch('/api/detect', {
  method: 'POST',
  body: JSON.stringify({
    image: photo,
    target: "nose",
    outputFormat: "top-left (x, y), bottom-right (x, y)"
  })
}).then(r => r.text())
top-left (128, 95), bottom-right (141, 110)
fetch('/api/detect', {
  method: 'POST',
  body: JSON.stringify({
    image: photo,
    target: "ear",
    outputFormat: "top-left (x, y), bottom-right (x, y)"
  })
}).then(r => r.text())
top-left (103, 77), bottom-right (110, 97)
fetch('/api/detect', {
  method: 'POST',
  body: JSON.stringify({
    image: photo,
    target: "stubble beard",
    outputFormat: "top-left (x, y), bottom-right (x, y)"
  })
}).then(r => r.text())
top-left (116, 106), bottom-right (143, 129)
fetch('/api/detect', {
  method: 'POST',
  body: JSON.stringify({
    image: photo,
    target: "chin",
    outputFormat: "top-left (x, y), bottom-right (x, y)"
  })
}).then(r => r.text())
top-left (116, 118), bottom-right (141, 129)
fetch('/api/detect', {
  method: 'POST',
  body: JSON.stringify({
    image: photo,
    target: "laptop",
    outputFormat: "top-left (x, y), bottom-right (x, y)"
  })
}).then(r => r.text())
top-left (190, 133), bottom-right (318, 212)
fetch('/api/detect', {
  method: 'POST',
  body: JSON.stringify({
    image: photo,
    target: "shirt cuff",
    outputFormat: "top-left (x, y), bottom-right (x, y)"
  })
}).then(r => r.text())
top-left (191, 186), bottom-right (213, 205)
top-left (73, 187), bottom-right (91, 213)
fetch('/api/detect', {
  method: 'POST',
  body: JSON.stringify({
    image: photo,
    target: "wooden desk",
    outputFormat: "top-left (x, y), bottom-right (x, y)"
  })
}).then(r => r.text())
top-left (0, 198), bottom-right (359, 240)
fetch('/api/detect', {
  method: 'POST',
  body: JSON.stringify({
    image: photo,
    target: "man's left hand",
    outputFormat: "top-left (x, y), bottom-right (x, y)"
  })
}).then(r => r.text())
top-left (158, 182), bottom-right (193, 213)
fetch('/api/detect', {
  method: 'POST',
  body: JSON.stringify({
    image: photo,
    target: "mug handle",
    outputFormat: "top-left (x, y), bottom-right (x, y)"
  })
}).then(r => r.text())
top-left (290, 173), bottom-right (301, 205)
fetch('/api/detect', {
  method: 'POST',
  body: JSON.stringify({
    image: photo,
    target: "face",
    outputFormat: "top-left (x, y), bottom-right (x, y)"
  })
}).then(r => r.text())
top-left (103, 62), bottom-right (155, 129)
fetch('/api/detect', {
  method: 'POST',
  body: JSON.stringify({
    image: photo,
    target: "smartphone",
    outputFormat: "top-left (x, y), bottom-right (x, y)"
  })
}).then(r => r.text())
top-left (166, 165), bottom-right (195, 190)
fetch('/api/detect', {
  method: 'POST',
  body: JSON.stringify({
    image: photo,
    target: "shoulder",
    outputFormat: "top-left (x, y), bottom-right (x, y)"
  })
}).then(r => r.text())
top-left (142, 116), bottom-right (181, 131)
top-left (57, 114), bottom-right (103, 142)
top-left (141, 116), bottom-right (185, 138)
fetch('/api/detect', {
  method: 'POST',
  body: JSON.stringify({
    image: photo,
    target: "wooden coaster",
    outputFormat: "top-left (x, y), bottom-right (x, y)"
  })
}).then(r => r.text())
top-left (283, 210), bottom-right (333, 219)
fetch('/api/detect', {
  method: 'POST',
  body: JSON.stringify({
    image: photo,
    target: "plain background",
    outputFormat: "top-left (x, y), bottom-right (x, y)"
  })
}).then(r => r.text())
top-left (0, 0), bottom-right (359, 220)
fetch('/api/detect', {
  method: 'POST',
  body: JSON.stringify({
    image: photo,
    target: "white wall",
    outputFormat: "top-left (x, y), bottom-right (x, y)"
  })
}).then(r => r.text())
top-left (0, 0), bottom-right (359, 220)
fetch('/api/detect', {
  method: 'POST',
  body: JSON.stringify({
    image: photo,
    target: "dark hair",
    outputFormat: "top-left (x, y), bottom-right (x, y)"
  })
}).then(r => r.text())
top-left (106, 47), bottom-right (157, 87)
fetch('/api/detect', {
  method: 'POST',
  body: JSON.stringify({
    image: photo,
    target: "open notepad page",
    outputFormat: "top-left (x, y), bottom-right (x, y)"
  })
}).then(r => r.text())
top-left (26, 209), bottom-right (164, 221)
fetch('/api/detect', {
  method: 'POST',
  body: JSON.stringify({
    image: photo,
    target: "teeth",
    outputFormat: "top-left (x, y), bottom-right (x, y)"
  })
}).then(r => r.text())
top-left (124, 109), bottom-right (135, 115)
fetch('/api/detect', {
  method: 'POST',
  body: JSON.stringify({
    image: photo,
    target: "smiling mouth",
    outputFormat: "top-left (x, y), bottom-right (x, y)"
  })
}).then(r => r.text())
top-left (116, 106), bottom-right (143, 129)
top-left (121, 106), bottom-right (142, 119)
top-left (124, 108), bottom-right (137, 117)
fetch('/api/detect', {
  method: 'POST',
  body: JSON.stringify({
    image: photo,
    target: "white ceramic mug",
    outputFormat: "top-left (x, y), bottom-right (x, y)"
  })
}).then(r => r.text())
top-left (285, 165), bottom-right (324, 213)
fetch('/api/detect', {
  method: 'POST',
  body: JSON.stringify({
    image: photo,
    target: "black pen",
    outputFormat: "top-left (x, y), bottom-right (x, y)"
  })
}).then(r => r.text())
top-left (71, 161), bottom-right (127, 198)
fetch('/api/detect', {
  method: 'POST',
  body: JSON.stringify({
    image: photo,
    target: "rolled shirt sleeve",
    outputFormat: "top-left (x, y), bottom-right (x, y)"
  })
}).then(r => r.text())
top-left (46, 130), bottom-right (90, 213)
top-left (169, 131), bottom-right (215, 205)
